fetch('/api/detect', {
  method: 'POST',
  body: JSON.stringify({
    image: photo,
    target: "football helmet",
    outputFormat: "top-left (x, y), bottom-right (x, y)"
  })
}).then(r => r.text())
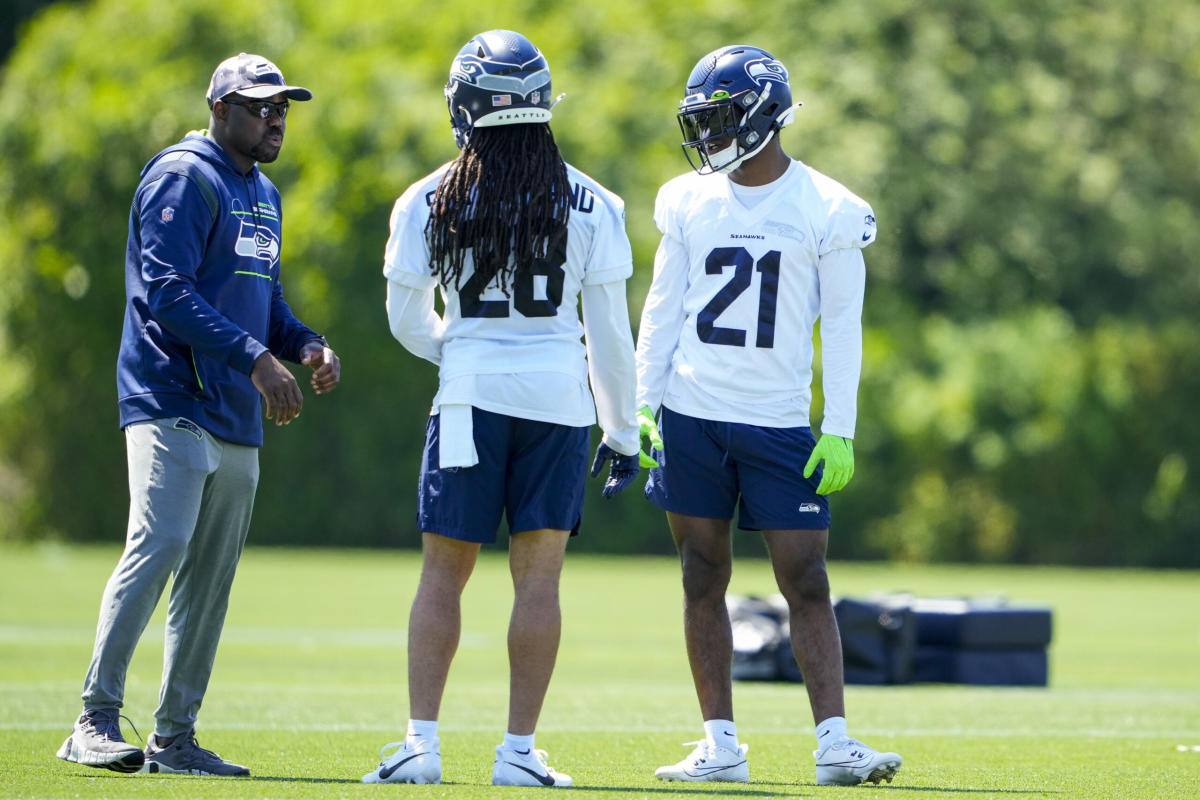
top-left (677, 45), bottom-right (800, 174)
top-left (445, 30), bottom-right (554, 148)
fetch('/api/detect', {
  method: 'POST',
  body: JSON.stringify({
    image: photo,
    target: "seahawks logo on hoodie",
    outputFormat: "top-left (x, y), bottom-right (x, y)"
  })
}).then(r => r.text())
top-left (231, 199), bottom-right (280, 268)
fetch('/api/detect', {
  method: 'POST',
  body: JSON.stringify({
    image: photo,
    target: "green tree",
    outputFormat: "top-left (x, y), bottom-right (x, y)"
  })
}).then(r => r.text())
top-left (1, 0), bottom-right (1196, 564)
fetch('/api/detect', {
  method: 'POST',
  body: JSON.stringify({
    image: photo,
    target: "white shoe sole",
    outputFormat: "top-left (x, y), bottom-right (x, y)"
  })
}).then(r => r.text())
top-left (138, 760), bottom-right (249, 776)
top-left (57, 734), bottom-right (145, 773)
top-left (492, 778), bottom-right (572, 787)
top-left (654, 762), bottom-right (749, 783)
top-left (655, 772), bottom-right (749, 783)
top-left (817, 757), bottom-right (901, 786)
top-left (363, 773), bottom-right (441, 784)
top-left (492, 765), bottom-right (572, 787)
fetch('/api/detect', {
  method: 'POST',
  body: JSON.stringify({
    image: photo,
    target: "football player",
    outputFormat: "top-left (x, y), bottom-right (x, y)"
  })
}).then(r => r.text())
top-left (636, 45), bottom-right (903, 787)
top-left (361, 30), bottom-right (648, 788)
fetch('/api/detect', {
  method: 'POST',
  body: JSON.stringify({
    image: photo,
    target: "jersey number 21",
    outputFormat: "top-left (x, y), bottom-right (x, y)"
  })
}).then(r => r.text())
top-left (697, 246), bottom-right (781, 348)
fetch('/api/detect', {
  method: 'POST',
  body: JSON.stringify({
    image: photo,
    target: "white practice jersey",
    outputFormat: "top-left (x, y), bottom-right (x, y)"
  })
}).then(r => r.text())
top-left (384, 160), bottom-right (639, 454)
top-left (636, 159), bottom-right (874, 436)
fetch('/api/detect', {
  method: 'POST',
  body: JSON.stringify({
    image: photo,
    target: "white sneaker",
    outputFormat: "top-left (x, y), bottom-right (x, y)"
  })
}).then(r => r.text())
top-left (814, 737), bottom-right (901, 785)
top-left (361, 739), bottom-right (441, 784)
top-left (492, 746), bottom-right (573, 787)
top-left (655, 740), bottom-right (749, 782)
top-left (56, 709), bottom-right (145, 773)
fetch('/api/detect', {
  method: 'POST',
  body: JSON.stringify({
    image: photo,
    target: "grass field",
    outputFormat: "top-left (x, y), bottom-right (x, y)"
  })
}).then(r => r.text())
top-left (1, 543), bottom-right (1197, 799)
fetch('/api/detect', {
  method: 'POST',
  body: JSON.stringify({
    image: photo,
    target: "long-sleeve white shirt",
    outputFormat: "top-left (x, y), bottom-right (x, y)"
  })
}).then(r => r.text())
top-left (635, 159), bottom-right (872, 438)
top-left (384, 161), bottom-right (641, 460)
top-left (387, 279), bottom-right (640, 456)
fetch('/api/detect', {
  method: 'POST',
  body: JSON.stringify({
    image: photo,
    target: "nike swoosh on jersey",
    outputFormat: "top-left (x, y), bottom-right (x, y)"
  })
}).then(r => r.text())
top-left (505, 761), bottom-right (556, 785)
top-left (378, 752), bottom-right (423, 780)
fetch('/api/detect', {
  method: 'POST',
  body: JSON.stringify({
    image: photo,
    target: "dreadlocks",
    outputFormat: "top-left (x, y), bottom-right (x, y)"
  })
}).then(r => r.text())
top-left (426, 123), bottom-right (572, 296)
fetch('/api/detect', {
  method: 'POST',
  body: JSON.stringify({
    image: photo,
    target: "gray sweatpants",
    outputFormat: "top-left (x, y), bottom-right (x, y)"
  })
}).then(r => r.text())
top-left (81, 417), bottom-right (259, 737)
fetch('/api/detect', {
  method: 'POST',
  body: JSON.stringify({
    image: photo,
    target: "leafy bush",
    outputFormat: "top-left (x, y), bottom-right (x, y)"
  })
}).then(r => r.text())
top-left (1, 0), bottom-right (1196, 564)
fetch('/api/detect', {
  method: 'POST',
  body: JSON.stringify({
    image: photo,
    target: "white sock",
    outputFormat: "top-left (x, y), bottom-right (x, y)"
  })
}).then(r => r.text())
top-left (406, 719), bottom-right (438, 745)
top-left (704, 719), bottom-right (738, 750)
top-left (503, 732), bottom-right (535, 754)
top-left (815, 716), bottom-right (847, 752)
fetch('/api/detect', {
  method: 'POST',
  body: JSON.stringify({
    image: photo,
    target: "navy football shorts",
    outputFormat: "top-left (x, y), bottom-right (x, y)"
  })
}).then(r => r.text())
top-left (418, 407), bottom-right (589, 543)
top-left (645, 406), bottom-right (831, 531)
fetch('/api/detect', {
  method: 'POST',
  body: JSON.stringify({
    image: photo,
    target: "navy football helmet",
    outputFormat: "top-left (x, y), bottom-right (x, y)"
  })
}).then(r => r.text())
top-left (445, 30), bottom-right (555, 148)
top-left (677, 45), bottom-right (800, 174)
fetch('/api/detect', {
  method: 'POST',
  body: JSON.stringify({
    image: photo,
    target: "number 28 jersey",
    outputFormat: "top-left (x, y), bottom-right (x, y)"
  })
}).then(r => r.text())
top-left (635, 159), bottom-right (875, 434)
top-left (385, 160), bottom-right (634, 427)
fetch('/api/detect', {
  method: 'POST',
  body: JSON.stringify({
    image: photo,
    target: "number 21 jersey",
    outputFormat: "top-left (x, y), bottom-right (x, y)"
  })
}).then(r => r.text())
top-left (636, 159), bottom-right (876, 432)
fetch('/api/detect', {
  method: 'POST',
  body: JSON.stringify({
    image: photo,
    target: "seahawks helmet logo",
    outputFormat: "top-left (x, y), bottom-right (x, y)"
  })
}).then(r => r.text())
top-left (449, 58), bottom-right (483, 84)
top-left (451, 54), bottom-right (549, 96)
top-left (745, 57), bottom-right (788, 84)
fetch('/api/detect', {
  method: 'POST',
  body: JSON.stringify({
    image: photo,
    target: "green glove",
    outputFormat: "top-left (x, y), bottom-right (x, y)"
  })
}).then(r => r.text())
top-left (637, 405), bottom-right (663, 468)
top-left (803, 434), bottom-right (855, 495)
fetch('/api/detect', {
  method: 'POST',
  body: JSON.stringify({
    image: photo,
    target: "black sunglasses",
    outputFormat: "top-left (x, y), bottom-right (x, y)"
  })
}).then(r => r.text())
top-left (223, 98), bottom-right (290, 120)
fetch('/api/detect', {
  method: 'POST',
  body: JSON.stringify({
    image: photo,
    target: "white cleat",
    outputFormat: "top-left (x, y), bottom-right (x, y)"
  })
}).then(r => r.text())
top-left (655, 740), bottom-right (749, 783)
top-left (361, 738), bottom-right (441, 784)
top-left (814, 737), bottom-right (902, 785)
top-left (492, 746), bottom-right (573, 787)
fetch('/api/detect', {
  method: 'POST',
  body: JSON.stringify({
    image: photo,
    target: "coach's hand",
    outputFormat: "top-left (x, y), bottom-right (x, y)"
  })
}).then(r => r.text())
top-left (803, 434), bottom-right (855, 495)
top-left (637, 405), bottom-right (663, 468)
top-left (590, 442), bottom-right (640, 498)
top-left (251, 352), bottom-right (303, 426)
top-left (300, 339), bottom-right (341, 395)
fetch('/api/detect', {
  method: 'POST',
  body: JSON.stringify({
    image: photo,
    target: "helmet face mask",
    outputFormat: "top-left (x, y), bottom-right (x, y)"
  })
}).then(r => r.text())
top-left (445, 29), bottom-right (554, 148)
top-left (677, 46), bottom-right (798, 175)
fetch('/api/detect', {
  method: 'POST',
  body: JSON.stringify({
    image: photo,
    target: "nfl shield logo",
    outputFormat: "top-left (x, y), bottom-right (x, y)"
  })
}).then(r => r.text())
top-left (161, 207), bottom-right (175, 222)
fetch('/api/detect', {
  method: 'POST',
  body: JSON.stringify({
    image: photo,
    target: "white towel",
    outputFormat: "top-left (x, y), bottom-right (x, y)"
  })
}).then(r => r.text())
top-left (438, 404), bottom-right (479, 469)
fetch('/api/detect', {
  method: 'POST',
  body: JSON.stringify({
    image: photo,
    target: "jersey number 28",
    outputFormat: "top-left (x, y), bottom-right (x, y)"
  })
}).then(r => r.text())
top-left (459, 239), bottom-right (567, 319)
top-left (697, 247), bottom-right (781, 348)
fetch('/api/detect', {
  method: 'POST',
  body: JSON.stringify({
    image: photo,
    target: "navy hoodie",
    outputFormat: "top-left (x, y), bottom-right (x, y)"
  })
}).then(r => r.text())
top-left (117, 133), bottom-right (320, 446)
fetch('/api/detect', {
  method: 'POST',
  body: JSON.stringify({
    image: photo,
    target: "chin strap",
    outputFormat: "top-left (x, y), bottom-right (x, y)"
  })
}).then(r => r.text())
top-left (714, 129), bottom-right (778, 175)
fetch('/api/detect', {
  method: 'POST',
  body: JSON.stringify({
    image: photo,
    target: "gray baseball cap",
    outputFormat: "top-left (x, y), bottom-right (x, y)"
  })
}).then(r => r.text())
top-left (206, 53), bottom-right (313, 107)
